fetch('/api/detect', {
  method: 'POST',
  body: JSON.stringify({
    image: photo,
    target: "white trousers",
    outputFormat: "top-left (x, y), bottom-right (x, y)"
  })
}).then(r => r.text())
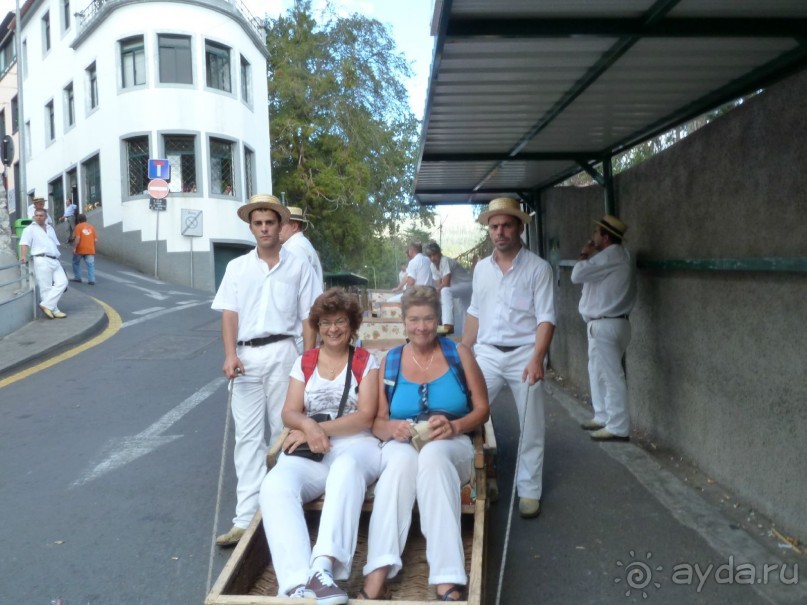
top-left (474, 344), bottom-right (545, 500)
top-left (439, 282), bottom-right (472, 326)
top-left (230, 339), bottom-right (298, 528)
top-left (32, 256), bottom-right (67, 311)
top-left (364, 437), bottom-right (473, 586)
top-left (260, 434), bottom-right (381, 596)
top-left (587, 318), bottom-right (631, 437)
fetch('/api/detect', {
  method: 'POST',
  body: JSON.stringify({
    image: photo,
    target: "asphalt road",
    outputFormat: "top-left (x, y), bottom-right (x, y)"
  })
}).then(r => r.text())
top-left (0, 254), bottom-right (237, 605)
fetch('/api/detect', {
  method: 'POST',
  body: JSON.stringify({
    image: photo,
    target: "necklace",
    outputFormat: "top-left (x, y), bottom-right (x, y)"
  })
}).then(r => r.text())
top-left (411, 346), bottom-right (436, 371)
top-left (320, 350), bottom-right (347, 378)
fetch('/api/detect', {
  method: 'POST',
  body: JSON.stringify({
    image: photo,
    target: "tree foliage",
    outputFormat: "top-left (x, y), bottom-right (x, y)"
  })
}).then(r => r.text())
top-left (265, 0), bottom-right (432, 280)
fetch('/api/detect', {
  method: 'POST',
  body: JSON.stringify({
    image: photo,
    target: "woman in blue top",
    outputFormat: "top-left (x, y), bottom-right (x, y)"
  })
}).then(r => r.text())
top-left (358, 286), bottom-right (489, 601)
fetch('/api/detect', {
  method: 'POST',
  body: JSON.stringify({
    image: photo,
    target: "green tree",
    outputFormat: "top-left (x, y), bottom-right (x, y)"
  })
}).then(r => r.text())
top-left (265, 0), bottom-right (432, 275)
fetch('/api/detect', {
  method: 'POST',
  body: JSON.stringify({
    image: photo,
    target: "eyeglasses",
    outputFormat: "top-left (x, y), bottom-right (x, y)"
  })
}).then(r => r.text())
top-left (319, 317), bottom-right (349, 329)
top-left (417, 383), bottom-right (430, 421)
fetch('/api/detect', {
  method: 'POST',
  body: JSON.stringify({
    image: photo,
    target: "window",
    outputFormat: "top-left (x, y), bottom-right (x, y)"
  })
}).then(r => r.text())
top-left (82, 154), bottom-right (102, 207)
top-left (49, 176), bottom-right (64, 221)
top-left (0, 110), bottom-right (5, 141)
top-left (24, 121), bottom-right (31, 158)
top-left (240, 55), bottom-right (251, 103)
top-left (159, 34), bottom-right (192, 84)
top-left (64, 83), bottom-right (75, 127)
top-left (210, 138), bottom-right (234, 195)
top-left (62, 0), bottom-right (70, 31)
top-left (87, 62), bottom-right (98, 109)
top-left (164, 134), bottom-right (197, 193)
top-left (0, 35), bottom-right (15, 76)
top-left (244, 147), bottom-right (255, 199)
top-left (205, 41), bottom-right (231, 92)
top-left (42, 12), bottom-right (51, 53)
top-left (120, 36), bottom-right (145, 88)
top-left (45, 100), bottom-right (55, 141)
top-left (11, 96), bottom-right (18, 133)
top-left (125, 136), bottom-right (149, 196)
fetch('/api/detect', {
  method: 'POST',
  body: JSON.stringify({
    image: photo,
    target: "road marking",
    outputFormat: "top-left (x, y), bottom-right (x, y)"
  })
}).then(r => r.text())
top-left (132, 306), bottom-right (166, 315)
top-left (121, 299), bottom-right (213, 328)
top-left (0, 299), bottom-right (122, 390)
top-left (88, 269), bottom-right (135, 284)
top-left (120, 271), bottom-right (165, 285)
top-left (548, 383), bottom-right (807, 604)
top-left (124, 283), bottom-right (170, 300)
top-left (72, 377), bottom-right (226, 487)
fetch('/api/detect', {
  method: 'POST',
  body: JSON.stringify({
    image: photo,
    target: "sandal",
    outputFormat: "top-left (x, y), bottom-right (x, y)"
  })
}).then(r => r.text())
top-left (438, 584), bottom-right (465, 601)
top-left (355, 585), bottom-right (390, 600)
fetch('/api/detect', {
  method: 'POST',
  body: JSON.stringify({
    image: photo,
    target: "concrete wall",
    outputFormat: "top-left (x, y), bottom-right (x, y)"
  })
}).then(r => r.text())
top-left (543, 70), bottom-right (807, 542)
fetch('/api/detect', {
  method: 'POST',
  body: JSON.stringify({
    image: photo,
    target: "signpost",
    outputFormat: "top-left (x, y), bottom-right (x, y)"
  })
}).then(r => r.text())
top-left (181, 209), bottom-right (203, 287)
top-left (148, 178), bottom-right (170, 278)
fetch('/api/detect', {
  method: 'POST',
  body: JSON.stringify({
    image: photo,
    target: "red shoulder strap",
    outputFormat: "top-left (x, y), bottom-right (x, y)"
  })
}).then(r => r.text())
top-left (351, 347), bottom-right (371, 385)
top-left (301, 348), bottom-right (320, 384)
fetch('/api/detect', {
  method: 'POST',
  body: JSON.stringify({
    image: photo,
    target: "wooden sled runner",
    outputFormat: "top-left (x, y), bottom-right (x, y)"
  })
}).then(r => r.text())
top-left (205, 420), bottom-right (497, 605)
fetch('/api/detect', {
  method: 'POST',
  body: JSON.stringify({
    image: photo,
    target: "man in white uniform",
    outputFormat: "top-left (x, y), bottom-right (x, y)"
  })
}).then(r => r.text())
top-left (212, 194), bottom-right (322, 546)
top-left (280, 205), bottom-right (324, 351)
top-left (19, 208), bottom-right (69, 319)
top-left (424, 241), bottom-right (472, 335)
top-left (571, 215), bottom-right (637, 441)
top-left (388, 241), bottom-right (433, 302)
top-left (463, 197), bottom-right (555, 519)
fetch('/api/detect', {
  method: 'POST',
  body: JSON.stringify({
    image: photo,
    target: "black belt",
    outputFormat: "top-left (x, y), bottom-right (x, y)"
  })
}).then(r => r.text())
top-left (492, 344), bottom-right (525, 353)
top-left (32, 254), bottom-right (59, 260)
top-left (591, 314), bottom-right (629, 321)
top-left (237, 334), bottom-right (293, 347)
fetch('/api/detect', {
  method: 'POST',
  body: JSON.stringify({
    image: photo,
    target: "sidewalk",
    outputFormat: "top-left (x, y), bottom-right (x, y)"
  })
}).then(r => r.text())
top-left (0, 283), bottom-right (106, 379)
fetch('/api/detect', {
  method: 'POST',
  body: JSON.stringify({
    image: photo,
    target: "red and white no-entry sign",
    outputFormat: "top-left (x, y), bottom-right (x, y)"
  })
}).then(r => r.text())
top-left (148, 178), bottom-right (170, 199)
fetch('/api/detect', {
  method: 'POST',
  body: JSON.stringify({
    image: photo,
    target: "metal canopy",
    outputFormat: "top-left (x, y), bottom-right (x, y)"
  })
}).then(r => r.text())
top-left (415, 0), bottom-right (807, 206)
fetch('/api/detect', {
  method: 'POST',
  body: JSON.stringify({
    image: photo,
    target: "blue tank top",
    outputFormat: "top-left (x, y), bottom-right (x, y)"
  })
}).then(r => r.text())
top-left (389, 370), bottom-right (468, 420)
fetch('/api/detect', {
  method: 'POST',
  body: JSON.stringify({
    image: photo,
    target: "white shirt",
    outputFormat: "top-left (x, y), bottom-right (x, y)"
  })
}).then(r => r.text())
top-left (467, 247), bottom-right (555, 346)
top-left (283, 231), bottom-right (324, 286)
top-left (431, 255), bottom-right (471, 286)
top-left (19, 223), bottom-right (61, 258)
top-left (570, 244), bottom-right (636, 322)
top-left (211, 247), bottom-right (322, 341)
top-left (291, 351), bottom-right (379, 419)
top-left (406, 253), bottom-right (434, 287)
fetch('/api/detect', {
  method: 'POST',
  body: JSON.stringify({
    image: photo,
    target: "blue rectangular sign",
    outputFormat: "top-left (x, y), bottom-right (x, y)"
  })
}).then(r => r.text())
top-left (148, 158), bottom-right (171, 181)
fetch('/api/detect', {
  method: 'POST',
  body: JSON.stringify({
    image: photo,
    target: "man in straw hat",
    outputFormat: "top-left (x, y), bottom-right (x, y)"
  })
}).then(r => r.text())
top-left (27, 196), bottom-right (53, 226)
top-left (462, 197), bottom-right (555, 518)
top-left (211, 194), bottom-right (322, 546)
top-left (280, 205), bottom-right (323, 289)
top-left (571, 215), bottom-right (637, 442)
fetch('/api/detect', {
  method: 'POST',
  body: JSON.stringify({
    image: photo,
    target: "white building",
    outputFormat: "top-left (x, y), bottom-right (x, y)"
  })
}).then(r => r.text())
top-left (18, 0), bottom-right (271, 291)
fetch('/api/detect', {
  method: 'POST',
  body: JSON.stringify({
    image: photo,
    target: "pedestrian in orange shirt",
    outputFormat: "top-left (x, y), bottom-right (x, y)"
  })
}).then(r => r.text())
top-left (71, 214), bottom-right (98, 284)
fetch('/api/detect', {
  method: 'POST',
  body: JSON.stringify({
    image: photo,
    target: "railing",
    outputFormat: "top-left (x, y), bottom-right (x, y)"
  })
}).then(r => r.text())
top-left (76, 0), bottom-right (264, 36)
top-left (0, 258), bottom-right (35, 318)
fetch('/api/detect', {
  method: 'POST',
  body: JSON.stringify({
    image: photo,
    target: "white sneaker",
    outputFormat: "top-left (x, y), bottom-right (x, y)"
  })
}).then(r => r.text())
top-left (288, 584), bottom-right (306, 598)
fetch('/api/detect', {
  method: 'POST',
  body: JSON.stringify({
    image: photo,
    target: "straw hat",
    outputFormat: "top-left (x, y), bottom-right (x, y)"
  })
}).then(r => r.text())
top-left (237, 194), bottom-right (290, 224)
top-left (287, 206), bottom-right (310, 225)
top-left (33, 197), bottom-right (46, 204)
top-left (594, 215), bottom-right (628, 240)
top-left (478, 197), bottom-right (531, 225)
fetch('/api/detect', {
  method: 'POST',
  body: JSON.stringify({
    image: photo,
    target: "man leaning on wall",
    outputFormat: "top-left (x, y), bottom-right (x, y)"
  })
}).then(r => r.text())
top-left (571, 215), bottom-right (637, 442)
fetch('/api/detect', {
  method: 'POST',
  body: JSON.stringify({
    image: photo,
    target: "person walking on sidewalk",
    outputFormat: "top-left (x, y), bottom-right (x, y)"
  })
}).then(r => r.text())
top-left (571, 215), bottom-right (637, 442)
top-left (71, 214), bottom-right (98, 285)
top-left (61, 198), bottom-right (77, 243)
top-left (211, 194), bottom-right (322, 547)
top-left (462, 197), bottom-right (555, 519)
top-left (19, 208), bottom-right (69, 319)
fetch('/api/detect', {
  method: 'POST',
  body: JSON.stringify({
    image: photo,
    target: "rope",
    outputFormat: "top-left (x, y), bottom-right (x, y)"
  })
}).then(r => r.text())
top-left (494, 382), bottom-right (532, 605)
top-left (206, 376), bottom-right (235, 593)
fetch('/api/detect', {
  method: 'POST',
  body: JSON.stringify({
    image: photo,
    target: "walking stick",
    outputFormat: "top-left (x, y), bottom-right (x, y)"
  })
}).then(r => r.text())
top-left (494, 381), bottom-right (533, 605)
top-left (206, 371), bottom-right (238, 593)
